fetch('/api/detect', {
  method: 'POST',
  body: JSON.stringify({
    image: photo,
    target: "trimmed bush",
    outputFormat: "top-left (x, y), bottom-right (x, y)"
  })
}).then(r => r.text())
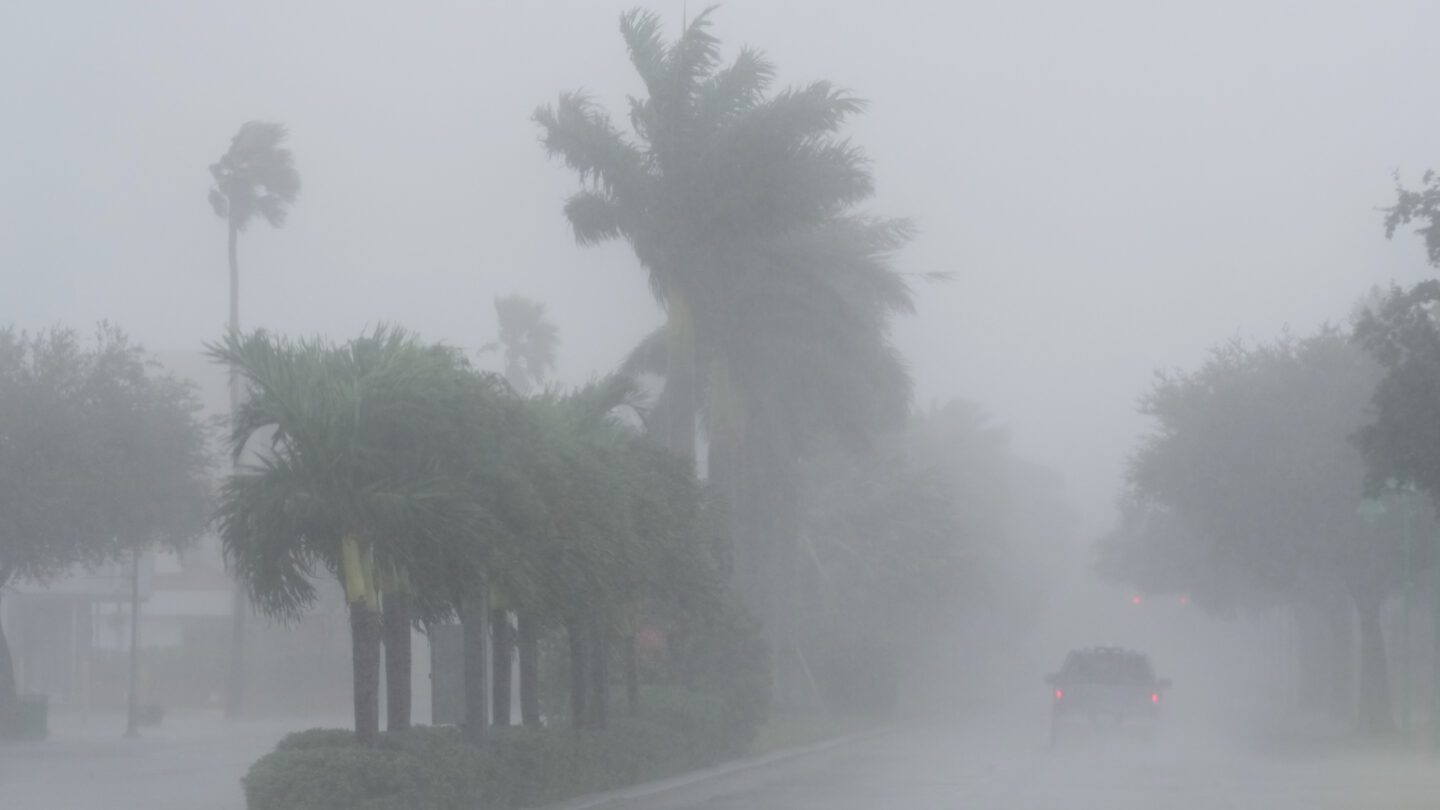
top-left (244, 688), bottom-right (758, 810)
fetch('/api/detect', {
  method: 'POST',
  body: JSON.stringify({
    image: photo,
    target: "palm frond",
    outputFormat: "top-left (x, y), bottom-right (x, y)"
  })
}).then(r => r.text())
top-left (666, 5), bottom-right (722, 100)
top-left (563, 190), bottom-right (626, 245)
top-left (695, 46), bottom-right (776, 130)
top-left (620, 8), bottom-right (669, 97)
top-left (534, 93), bottom-right (650, 200)
top-left (209, 120), bottom-right (300, 231)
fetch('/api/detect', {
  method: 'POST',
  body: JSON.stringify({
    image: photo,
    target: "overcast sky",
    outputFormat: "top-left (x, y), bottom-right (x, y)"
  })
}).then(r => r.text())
top-left (4, 0), bottom-right (1438, 538)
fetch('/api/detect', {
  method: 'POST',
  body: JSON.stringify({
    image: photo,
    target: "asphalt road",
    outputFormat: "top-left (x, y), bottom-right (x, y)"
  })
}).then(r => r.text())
top-left (0, 711), bottom-right (321, 810)
top-left (618, 723), bottom-right (1440, 810)
top-left (7, 710), bottom-right (1440, 809)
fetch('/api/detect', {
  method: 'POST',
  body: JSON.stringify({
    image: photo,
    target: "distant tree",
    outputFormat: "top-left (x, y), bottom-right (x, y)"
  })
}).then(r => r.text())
top-left (1120, 328), bottom-right (1420, 733)
top-left (209, 122), bottom-right (302, 337)
top-left (485, 295), bottom-right (558, 396)
top-left (1383, 170), bottom-right (1440, 266)
top-left (208, 120), bottom-right (300, 718)
top-left (0, 326), bottom-right (210, 731)
top-left (796, 400), bottom-right (1070, 715)
top-left (1355, 282), bottom-right (1440, 500)
top-left (477, 294), bottom-right (559, 725)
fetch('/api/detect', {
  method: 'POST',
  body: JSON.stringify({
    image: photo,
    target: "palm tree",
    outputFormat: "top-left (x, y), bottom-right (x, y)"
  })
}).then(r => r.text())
top-left (208, 120), bottom-right (300, 718)
top-left (484, 294), bottom-right (560, 725)
top-left (535, 7), bottom-right (882, 462)
top-left (486, 295), bottom-right (559, 396)
top-left (211, 327), bottom-right (483, 744)
top-left (537, 7), bottom-right (914, 698)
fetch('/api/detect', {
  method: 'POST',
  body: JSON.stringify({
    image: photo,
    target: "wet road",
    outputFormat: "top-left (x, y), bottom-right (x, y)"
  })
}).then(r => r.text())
top-left (7, 710), bottom-right (1440, 809)
top-left (623, 724), bottom-right (1440, 810)
top-left (0, 711), bottom-right (320, 810)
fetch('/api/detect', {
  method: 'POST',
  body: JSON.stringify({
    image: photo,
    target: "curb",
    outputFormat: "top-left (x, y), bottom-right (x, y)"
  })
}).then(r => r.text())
top-left (537, 726), bottom-right (893, 810)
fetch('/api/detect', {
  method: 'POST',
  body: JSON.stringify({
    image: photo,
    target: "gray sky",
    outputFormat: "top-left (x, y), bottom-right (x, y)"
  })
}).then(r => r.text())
top-left (3, 0), bottom-right (1438, 538)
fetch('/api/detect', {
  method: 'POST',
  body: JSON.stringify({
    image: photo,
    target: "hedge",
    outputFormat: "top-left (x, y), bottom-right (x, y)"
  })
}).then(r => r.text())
top-left (244, 687), bottom-right (757, 810)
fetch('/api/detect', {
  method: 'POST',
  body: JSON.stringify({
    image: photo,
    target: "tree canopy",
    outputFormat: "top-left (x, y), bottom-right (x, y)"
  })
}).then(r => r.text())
top-left (1105, 326), bottom-right (1426, 732)
top-left (0, 324), bottom-right (211, 722)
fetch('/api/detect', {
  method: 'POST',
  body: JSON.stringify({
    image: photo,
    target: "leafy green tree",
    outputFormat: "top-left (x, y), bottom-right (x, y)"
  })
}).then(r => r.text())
top-left (1383, 170), bottom-right (1440, 265)
top-left (1355, 282), bottom-right (1440, 500)
top-left (211, 327), bottom-right (487, 743)
top-left (209, 119), bottom-right (301, 717)
top-left (1119, 328), bottom-right (1419, 733)
top-left (0, 325), bottom-right (210, 729)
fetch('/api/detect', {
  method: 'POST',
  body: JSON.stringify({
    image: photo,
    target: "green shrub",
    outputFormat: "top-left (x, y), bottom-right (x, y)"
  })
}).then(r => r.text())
top-left (244, 688), bottom-right (761, 810)
top-left (665, 604), bottom-right (772, 741)
top-left (274, 728), bottom-right (358, 751)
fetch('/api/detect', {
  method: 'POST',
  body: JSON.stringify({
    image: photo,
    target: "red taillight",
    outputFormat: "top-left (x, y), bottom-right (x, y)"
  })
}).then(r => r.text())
top-left (1151, 692), bottom-right (1160, 704)
top-left (1132, 595), bottom-right (1143, 606)
top-left (1055, 689), bottom-right (1063, 701)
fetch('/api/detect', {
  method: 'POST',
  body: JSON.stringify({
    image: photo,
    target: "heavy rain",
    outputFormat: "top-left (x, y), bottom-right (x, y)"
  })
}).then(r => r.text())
top-left (4, 2), bottom-right (1440, 808)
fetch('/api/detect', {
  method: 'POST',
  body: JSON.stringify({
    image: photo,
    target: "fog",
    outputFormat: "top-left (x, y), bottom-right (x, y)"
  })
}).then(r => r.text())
top-left (5, 1), bottom-right (1440, 808)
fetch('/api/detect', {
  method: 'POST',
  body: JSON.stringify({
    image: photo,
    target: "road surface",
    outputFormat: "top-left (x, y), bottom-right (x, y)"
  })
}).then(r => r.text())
top-left (618, 723), bottom-right (1440, 810)
top-left (0, 710), bottom-right (328, 810)
top-left (6, 710), bottom-right (1440, 809)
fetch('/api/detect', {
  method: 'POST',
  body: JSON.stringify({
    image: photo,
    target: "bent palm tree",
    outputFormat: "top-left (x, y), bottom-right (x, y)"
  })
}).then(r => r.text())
top-left (538, 8), bottom-right (914, 698)
top-left (211, 327), bottom-right (482, 744)
top-left (536, 7), bottom-right (885, 462)
top-left (208, 120), bottom-right (300, 718)
top-left (209, 121), bottom-right (301, 343)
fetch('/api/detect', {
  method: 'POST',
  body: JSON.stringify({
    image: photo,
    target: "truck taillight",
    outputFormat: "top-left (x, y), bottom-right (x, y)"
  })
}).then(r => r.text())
top-left (1055, 689), bottom-right (1063, 701)
top-left (1151, 692), bottom-right (1160, 704)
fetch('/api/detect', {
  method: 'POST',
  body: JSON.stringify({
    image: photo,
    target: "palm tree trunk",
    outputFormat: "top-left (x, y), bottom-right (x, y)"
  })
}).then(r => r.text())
top-left (588, 612), bottom-right (609, 730)
top-left (1321, 600), bottom-right (1355, 722)
top-left (568, 617), bottom-right (588, 729)
top-left (662, 294), bottom-right (697, 463)
top-left (518, 613), bottom-right (540, 727)
top-left (349, 601), bottom-right (382, 745)
top-left (125, 548), bottom-right (142, 738)
top-left (1355, 593), bottom-right (1395, 734)
top-left (383, 591), bottom-right (412, 732)
top-left (625, 632), bottom-right (640, 717)
top-left (491, 611), bottom-right (513, 727)
top-left (225, 218), bottom-right (248, 721)
top-left (461, 587), bottom-right (488, 744)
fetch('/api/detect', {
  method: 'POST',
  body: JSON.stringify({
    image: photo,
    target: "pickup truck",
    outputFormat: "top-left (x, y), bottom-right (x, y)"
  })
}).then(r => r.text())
top-left (1045, 647), bottom-right (1171, 743)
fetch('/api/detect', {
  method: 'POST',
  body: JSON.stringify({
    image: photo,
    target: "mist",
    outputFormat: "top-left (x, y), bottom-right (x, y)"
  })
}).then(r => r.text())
top-left (5, 1), bottom-right (1440, 808)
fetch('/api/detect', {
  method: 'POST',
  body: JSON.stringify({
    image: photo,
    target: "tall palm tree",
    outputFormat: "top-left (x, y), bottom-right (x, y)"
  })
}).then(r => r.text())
top-left (208, 120), bottom-right (300, 718)
top-left (536, 7), bottom-right (883, 462)
top-left (211, 327), bottom-right (483, 744)
top-left (537, 7), bottom-right (914, 696)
